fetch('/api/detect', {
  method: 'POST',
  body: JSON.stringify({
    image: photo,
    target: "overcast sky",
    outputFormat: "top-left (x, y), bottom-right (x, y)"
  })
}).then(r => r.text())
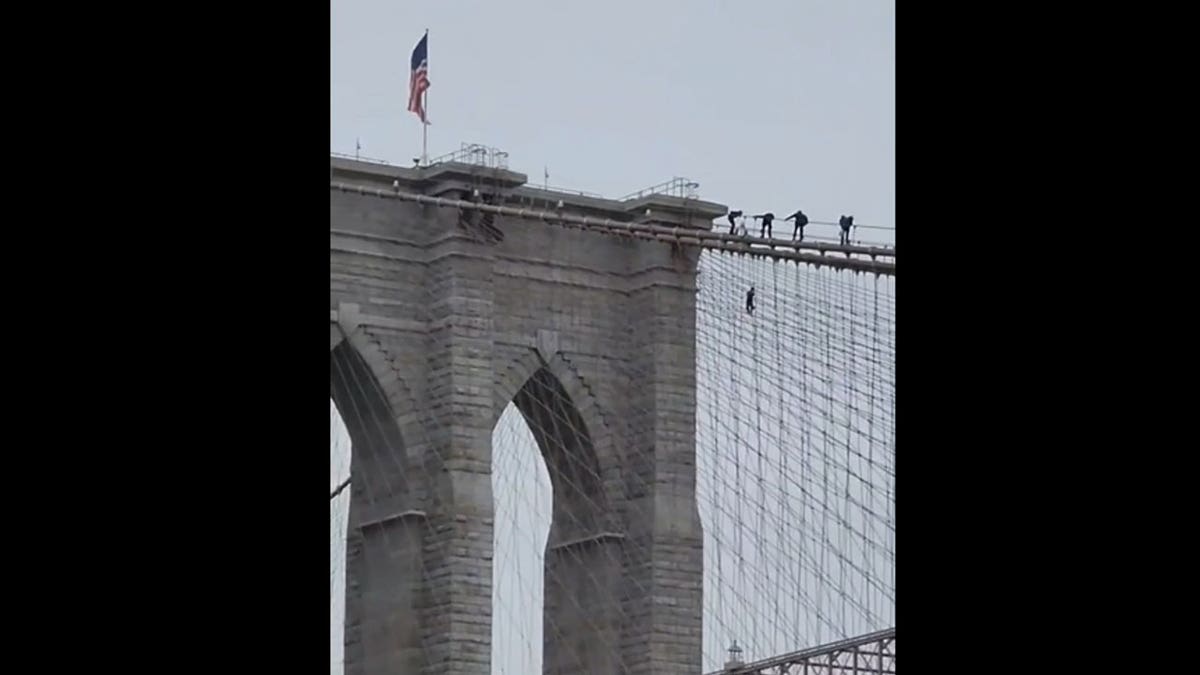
top-left (332, 0), bottom-right (894, 237)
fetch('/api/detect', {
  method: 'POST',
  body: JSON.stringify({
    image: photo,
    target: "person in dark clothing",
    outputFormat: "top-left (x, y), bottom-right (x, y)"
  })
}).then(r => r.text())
top-left (785, 209), bottom-right (809, 241)
top-left (727, 210), bottom-right (743, 234)
top-left (745, 286), bottom-right (756, 314)
top-left (838, 215), bottom-right (854, 246)
top-left (753, 212), bottom-right (775, 238)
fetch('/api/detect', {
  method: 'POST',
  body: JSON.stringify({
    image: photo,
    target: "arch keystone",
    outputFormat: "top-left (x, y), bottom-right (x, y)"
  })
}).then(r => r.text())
top-left (536, 329), bottom-right (560, 362)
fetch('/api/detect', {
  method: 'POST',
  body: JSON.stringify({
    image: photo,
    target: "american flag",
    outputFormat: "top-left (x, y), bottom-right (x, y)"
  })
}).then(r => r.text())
top-left (408, 32), bottom-right (430, 123)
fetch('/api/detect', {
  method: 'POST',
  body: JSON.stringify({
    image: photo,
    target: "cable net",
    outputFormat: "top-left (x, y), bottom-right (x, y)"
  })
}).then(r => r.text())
top-left (330, 245), bottom-right (894, 674)
top-left (330, 400), bottom-right (351, 675)
top-left (695, 252), bottom-right (895, 669)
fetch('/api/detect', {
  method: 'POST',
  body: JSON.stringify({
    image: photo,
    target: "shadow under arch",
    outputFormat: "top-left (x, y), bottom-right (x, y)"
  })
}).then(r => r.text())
top-left (493, 349), bottom-right (622, 512)
top-left (330, 339), bottom-right (423, 675)
top-left (497, 358), bottom-right (625, 674)
top-left (511, 367), bottom-right (607, 540)
top-left (330, 339), bottom-right (411, 504)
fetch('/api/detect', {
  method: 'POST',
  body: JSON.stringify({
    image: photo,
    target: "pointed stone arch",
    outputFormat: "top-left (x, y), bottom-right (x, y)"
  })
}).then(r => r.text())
top-left (491, 343), bottom-right (628, 673)
top-left (493, 347), bottom-right (619, 485)
top-left (330, 317), bottom-right (429, 675)
top-left (331, 312), bottom-right (427, 469)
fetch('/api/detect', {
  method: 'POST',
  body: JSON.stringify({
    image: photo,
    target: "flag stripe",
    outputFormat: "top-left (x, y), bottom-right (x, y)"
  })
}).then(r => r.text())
top-left (408, 34), bottom-right (430, 123)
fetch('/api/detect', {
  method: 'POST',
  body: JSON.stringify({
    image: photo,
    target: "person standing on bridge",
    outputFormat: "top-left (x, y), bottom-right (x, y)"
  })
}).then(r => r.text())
top-left (746, 286), bottom-right (756, 315)
top-left (785, 209), bottom-right (809, 241)
top-left (727, 210), bottom-right (743, 234)
top-left (838, 215), bottom-right (854, 246)
top-left (753, 212), bottom-right (776, 239)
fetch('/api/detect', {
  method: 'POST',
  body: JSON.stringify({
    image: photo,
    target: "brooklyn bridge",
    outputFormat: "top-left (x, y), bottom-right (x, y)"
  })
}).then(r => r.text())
top-left (330, 147), bottom-right (894, 674)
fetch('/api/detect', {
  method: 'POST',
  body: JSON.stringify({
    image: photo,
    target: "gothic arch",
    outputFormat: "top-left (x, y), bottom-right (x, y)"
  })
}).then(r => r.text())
top-left (493, 347), bottom-right (621, 539)
top-left (330, 336), bottom-right (411, 506)
top-left (495, 349), bottom-right (617, 459)
top-left (330, 325), bottom-right (430, 675)
top-left (330, 322), bottom-right (427, 470)
top-left (492, 347), bottom-right (630, 673)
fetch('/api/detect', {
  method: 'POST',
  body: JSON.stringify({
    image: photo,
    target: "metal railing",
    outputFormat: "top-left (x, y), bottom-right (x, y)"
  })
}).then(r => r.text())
top-left (527, 184), bottom-right (605, 199)
top-left (426, 142), bottom-right (510, 169)
top-left (621, 177), bottom-right (701, 201)
top-left (331, 150), bottom-right (894, 238)
top-left (330, 151), bottom-right (392, 165)
top-left (723, 221), bottom-right (895, 248)
top-left (330, 182), bottom-right (895, 275)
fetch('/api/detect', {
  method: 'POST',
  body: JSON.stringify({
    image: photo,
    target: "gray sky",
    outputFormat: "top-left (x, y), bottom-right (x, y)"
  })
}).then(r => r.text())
top-left (331, 0), bottom-right (894, 236)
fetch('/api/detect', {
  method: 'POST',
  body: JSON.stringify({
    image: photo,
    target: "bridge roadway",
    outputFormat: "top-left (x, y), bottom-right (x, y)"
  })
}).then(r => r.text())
top-left (709, 628), bottom-right (895, 675)
top-left (330, 182), bottom-right (896, 276)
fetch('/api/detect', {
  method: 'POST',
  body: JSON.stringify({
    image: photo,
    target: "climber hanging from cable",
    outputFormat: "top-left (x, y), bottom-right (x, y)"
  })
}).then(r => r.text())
top-left (785, 209), bottom-right (809, 241)
top-left (839, 215), bottom-right (854, 246)
top-left (745, 286), bottom-right (756, 315)
top-left (752, 212), bottom-right (775, 239)
top-left (727, 210), bottom-right (743, 235)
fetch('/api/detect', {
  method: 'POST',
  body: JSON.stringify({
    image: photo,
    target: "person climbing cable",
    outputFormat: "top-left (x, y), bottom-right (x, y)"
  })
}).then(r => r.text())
top-left (839, 215), bottom-right (854, 246)
top-left (745, 286), bottom-right (756, 315)
top-left (727, 210), bottom-right (743, 234)
top-left (785, 209), bottom-right (809, 241)
top-left (753, 212), bottom-right (775, 239)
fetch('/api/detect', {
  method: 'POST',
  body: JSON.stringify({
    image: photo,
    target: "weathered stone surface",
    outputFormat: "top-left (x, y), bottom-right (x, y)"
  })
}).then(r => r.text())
top-left (331, 159), bottom-right (723, 674)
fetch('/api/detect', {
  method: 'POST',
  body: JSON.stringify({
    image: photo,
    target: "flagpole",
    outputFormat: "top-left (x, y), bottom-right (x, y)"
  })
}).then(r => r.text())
top-left (421, 28), bottom-right (429, 166)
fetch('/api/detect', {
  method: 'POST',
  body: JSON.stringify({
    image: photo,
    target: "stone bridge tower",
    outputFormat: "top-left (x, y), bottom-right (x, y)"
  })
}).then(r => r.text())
top-left (330, 156), bottom-right (726, 674)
